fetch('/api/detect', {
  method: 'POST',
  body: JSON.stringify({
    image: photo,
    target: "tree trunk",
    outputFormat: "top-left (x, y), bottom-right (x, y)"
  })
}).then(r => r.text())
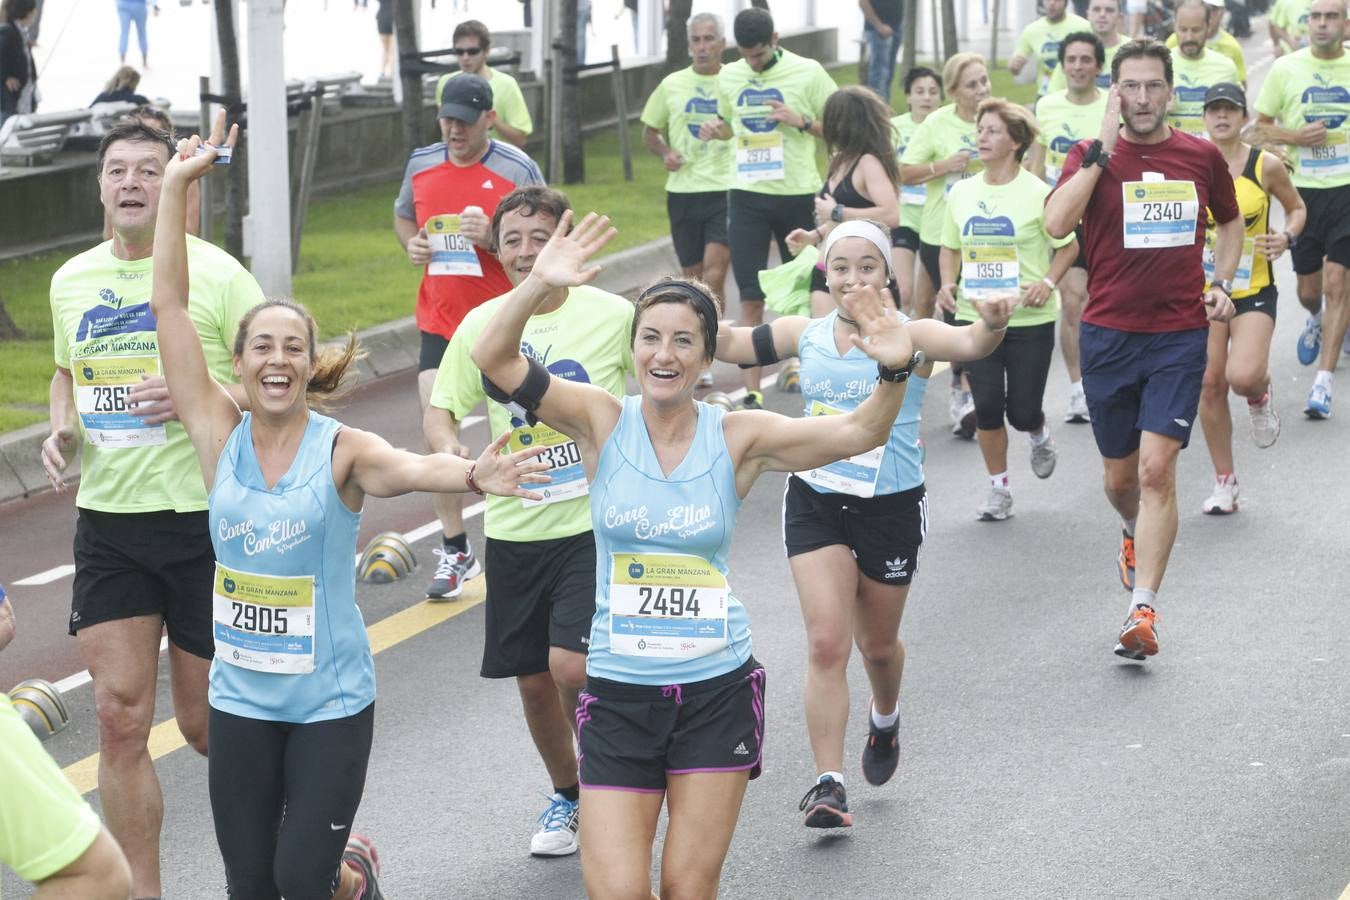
top-left (560, 0), bottom-right (584, 182)
top-left (212, 0), bottom-right (245, 260)
top-left (0, 298), bottom-right (22, 340)
top-left (940, 0), bottom-right (959, 60)
top-left (666, 0), bottom-right (693, 67)
top-left (901, 0), bottom-right (918, 73)
top-left (393, 0), bottom-right (424, 156)
top-left (750, 0), bottom-right (769, 8)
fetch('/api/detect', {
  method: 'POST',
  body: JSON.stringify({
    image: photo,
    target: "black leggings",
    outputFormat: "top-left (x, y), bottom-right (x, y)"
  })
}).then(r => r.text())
top-left (965, 321), bottom-right (1055, 432)
top-left (209, 703), bottom-right (375, 900)
top-left (728, 189), bottom-right (816, 302)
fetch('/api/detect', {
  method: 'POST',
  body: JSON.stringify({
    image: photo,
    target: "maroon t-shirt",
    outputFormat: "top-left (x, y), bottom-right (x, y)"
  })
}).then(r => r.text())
top-left (1052, 128), bottom-right (1239, 334)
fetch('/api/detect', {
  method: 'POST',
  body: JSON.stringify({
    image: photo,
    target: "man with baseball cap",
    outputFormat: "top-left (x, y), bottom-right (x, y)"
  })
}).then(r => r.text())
top-left (395, 72), bottom-right (545, 599)
top-left (435, 20), bottom-right (533, 149)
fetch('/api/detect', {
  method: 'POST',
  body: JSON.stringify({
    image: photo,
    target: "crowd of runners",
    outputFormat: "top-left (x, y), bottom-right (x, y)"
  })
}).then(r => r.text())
top-left (4, 0), bottom-right (1348, 896)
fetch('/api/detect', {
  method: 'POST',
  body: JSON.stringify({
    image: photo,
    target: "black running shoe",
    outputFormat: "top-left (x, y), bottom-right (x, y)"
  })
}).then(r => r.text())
top-left (861, 707), bottom-right (900, 786)
top-left (798, 776), bottom-right (853, 828)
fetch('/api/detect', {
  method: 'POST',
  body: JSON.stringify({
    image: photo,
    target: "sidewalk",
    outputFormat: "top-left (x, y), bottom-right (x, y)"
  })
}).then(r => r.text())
top-left (0, 236), bottom-right (679, 505)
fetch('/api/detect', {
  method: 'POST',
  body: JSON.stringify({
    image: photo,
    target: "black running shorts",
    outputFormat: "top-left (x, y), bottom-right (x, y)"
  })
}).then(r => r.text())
top-left (577, 658), bottom-right (765, 792)
top-left (1292, 185), bottom-right (1350, 275)
top-left (480, 531), bottom-right (596, 678)
top-left (418, 330), bottom-right (450, 372)
top-left (782, 476), bottom-right (927, 586)
top-left (666, 190), bottom-right (729, 268)
top-left (1233, 283), bottom-right (1277, 321)
top-left (891, 225), bottom-right (920, 252)
top-left (69, 508), bottom-right (215, 659)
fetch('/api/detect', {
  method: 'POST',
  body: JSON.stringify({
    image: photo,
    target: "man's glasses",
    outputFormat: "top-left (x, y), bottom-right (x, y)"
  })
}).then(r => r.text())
top-left (1117, 80), bottom-right (1170, 96)
top-left (451, 46), bottom-right (484, 57)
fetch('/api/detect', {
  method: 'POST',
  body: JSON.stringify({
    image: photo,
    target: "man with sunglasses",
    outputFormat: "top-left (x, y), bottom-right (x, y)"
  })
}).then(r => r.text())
top-left (435, 20), bottom-right (533, 149)
top-left (1045, 38), bottom-right (1241, 663)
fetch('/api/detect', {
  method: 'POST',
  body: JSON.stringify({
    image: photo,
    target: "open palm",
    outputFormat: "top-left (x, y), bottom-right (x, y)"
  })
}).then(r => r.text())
top-left (529, 211), bottom-right (618, 289)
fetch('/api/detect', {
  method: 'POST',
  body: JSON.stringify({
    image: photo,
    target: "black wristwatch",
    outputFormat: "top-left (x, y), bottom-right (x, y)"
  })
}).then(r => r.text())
top-left (1213, 279), bottom-right (1234, 297)
top-left (878, 351), bottom-right (926, 383)
top-left (798, 116), bottom-right (814, 133)
top-left (1081, 139), bottom-right (1110, 169)
top-left (831, 204), bottom-right (845, 223)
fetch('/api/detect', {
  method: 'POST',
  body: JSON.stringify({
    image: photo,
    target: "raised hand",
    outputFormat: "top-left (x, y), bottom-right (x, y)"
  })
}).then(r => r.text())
top-left (839, 283), bottom-right (914, 369)
top-left (968, 292), bottom-right (1017, 331)
top-left (1099, 85), bottom-right (1122, 153)
top-left (785, 227), bottom-right (819, 257)
top-left (470, 431), bottom-right (553, 500)
top-left (165, 109), bottom-right (239, 185)
top-left (527, 210), bottom-right (617, 290)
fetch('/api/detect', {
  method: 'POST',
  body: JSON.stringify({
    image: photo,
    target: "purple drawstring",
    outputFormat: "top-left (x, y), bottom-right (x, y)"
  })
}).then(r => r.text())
top-left (661, 684), bottom-right (684, 705)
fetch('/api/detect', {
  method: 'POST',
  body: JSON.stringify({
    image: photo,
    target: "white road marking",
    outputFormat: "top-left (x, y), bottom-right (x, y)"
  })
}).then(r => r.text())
top-left (13, 564), bottom-right (76, 586)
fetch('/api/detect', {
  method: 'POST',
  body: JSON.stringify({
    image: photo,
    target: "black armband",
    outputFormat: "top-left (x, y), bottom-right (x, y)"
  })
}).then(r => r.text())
top-left (738, 323), bottom-right (781, 370)
top-left (481, 356), bottom-right (552, 426)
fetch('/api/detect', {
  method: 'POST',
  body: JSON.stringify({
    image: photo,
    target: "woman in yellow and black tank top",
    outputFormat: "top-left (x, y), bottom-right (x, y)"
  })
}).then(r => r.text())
top-left (1197, 83), bottom-right (1307, 517)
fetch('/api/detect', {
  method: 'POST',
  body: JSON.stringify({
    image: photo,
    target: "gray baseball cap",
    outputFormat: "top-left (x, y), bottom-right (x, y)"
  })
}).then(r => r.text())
top-left (438, 73), bottom-right (494, 123)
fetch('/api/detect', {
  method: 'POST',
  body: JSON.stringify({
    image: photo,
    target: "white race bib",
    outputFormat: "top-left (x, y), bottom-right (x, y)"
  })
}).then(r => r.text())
top-left (609, 553), bottom-right (728, 659)
top-left (1122, 180), bottom-right (1199, 248)
top-left (212, 563), bottom-right (316, 674)
top-left (426, 213), bottom-right (484, 277)
top-left (1298, 131), bottom-right (1350, 178)
top-left (796, 400), bottom-right (885, 497)
top-left (961, 245), bottom-right (1021, 301)
top-left (73, 355), bottom-right (166, 448)
top-left (1202, 230), bottom-right (1255, 293)
top-left (900, 183), bottom-right (927, 206)
top-left (736, 132), bottom-right (785, 182)
top-left (509, 423), bottom-right (588, 507)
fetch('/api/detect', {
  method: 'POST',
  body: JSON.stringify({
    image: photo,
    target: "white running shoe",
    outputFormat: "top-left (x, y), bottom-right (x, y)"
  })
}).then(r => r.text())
top-left (976, 486), bottom-right (1014, 521)
top-left (1202, 474), bottom-right (1239, 515)
top-left (1029, 431), bottom-right (1057, 479)
top-left (529, 793), bottom-right (580, 857)
top-left (948, 386), bottom-right (966, 429)
top-left (951, 392), bottom-right (976, 438)
top-left (1248, 387), bottom-right (1280, 448)
top-left (1064, 387), bottom-right (1090, 423)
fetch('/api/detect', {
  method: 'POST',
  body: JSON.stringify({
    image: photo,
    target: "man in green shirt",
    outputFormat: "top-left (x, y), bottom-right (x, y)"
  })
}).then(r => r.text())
top-left (42, 119), bottom-right (264, 899)
top-left (435, 20), bottom-right (533, 149)
top-left (1166, 0), bottom-right (1248, 84)
top-left (641, 12), bottom-right (732, 303)
top-left (699, 7), bottom-right (836, 408)
top-left (1009, 0), bottom-right (1091, 96)
top-left (425, 185), bottom-right (635, 858)
top-left (1270, 0), bottom-right (1315, 54)
top-left (1168, 0), bottom-right (1241, 135)
top-left (1047, 0), bottom-right (1129, 91)
top-left (1032, 31), bottom-right (1108, 423)
top-left (1255, 0), bottom-right (1350, 417)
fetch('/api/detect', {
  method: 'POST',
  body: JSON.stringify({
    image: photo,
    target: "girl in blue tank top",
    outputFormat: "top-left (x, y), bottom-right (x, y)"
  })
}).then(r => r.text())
top-left (149, 121), bottom-right (549, 900)
top-left (715, 219), bottom-right (1017, 830)
top-left (472, 209), bottom-right (922, 900)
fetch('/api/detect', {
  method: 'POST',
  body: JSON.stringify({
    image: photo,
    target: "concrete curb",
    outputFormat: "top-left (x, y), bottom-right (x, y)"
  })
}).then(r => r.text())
top-left (0, 236), bottom-right (679, 506)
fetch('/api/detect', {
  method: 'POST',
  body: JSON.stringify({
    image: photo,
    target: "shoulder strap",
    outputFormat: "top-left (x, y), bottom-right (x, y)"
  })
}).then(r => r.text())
top-left (1243, 146), bottom-right (1263, 187)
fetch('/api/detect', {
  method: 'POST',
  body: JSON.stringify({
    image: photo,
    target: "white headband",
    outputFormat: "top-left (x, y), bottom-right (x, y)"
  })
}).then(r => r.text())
top-left (821, 220), bottom-right (892, 274)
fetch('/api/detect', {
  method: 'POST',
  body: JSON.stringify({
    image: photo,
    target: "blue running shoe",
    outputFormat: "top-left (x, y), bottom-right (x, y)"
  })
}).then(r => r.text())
top-left (1297, 315), bottom-right (1322, 366)
top-left (1305, 383), bottom-right (1332, 419)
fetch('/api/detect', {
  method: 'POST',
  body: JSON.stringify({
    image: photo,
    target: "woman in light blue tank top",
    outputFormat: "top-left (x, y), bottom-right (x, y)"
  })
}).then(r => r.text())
top-left (148, 123), bottom-right (549, 900)
top-left (472, 210), bottom-right (922, 899)
top-left (716, 219), bottom-right (1018, 829)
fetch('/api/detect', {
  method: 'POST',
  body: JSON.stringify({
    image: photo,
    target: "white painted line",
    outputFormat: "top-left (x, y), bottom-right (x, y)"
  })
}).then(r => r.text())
top-left (13, 564), bottom-right (76, 586)
top-left (51, 636), bottom-right (168, 694)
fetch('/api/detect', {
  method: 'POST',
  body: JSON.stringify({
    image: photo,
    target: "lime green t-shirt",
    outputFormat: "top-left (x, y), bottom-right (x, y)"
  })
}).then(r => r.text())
top-left (0, 695), bottom-right (102, 885)
top-left (899, 104), bottom-right (982, 244)
top-left (1169, 49), bottom-right (1240, 136)
top-left (941, 168), bottom-right (1074, 327)
top-left (1255, 48), bottom-right (1350, 189)
top-left (50, 237), bottom-right (264, 514)
top-left (1046, 35), bottom-right (1128, 92)
top-left (436, 66), bottom-right (534, 139)
top-left (716, 49), bottom-right (837, 195)
top-left (640, 66), bottom-right (733, 194)
top-left (1035, 88), bottom-right (1108, 184)
top-left (429, 285), bottom-right (635, 541)
top-left (1167, 29), bottom-right (1247, 84)
top-left (1271, 0), bottom-right (1314, 49)
top-left (1014, 13), bottom-right (1092, 95)
top-left (891, 112), bottom-right (927, 231)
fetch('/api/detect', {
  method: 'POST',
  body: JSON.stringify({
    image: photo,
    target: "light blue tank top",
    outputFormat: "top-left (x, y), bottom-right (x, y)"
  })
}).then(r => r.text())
top-left (588, 396), bottom-right (751, 685)
top-left (208, 412), bottom-right (375, 723)
top-left (796, 310), bottom-right (928, 496)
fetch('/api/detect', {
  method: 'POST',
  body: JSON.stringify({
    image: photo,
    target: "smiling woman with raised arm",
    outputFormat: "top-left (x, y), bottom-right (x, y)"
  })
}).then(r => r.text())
top-left (151, 115), bottom-right (549, 900)
top-left (471, 210), bottom-right (915, 900)
top-left (714, 217), bottom-right (1013, 831)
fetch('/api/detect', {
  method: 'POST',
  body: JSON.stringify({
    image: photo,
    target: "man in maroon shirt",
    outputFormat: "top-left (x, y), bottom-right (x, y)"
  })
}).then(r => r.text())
top-left (1045, 39), bottom-right (1242, 661)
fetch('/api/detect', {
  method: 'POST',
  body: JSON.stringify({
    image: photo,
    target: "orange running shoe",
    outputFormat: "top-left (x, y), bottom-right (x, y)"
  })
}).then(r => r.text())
top-left (1117, 530), bottom-right (1135, 592)
top-left (1115, 604), bottom-right (1159, 660)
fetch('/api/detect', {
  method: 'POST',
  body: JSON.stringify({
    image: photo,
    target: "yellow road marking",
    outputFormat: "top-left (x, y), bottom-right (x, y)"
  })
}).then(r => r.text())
top-left (1339, 882), bottom-right (1350, 900)
top-left (62, 581), bottom-right (488, 795)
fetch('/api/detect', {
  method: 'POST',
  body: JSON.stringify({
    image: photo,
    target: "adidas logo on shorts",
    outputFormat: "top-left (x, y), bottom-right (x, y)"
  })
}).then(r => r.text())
top-left (884, 556), bottom-right (909, 579)
top-left (733, 742), bottom-right (749, 756)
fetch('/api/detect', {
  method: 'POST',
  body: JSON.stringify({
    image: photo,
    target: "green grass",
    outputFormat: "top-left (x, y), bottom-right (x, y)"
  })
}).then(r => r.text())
top-left (0, 64), bottom-right (1035, 433)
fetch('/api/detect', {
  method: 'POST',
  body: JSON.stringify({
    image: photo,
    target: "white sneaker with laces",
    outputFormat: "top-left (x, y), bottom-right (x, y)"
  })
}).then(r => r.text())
top-left (1202, 474), bottom-right (1239, 515)
top-left (1248, 387), bottom-right (1280, 448)
top-left (425, 544), bottom-right (482, 600)
top-left (1065, 387), bottom-right (1090, 423)
top-left (1029, 431), bottom-right (1057, 479)
top-left (976, 486), bottom-right (1013, 521)
top-left (530, 793), bottom-right (580, 857)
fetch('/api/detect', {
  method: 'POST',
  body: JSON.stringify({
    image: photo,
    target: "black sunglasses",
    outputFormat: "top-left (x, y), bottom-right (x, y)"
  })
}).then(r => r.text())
top-left (451, 46), bottom-right (484, 56)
